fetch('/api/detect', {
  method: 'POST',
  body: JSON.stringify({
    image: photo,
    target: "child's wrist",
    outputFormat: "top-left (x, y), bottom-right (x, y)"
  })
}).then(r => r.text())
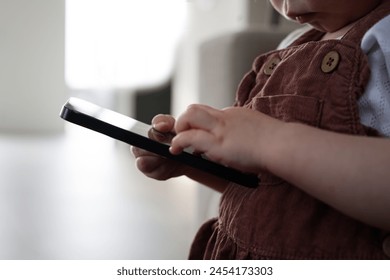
top-left (259, 120), bottom-right (299, 175)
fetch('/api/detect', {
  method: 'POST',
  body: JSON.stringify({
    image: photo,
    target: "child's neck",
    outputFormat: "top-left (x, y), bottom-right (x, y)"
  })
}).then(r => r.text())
top-left (321, 22), bottom-right (355, 40)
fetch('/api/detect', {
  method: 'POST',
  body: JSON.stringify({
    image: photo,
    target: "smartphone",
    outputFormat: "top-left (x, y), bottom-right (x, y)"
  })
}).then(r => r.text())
top-left (60, 97), bottom-right (259, 188)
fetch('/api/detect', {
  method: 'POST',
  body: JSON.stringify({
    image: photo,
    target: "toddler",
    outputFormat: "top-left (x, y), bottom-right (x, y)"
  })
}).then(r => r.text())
top-left (132, 0), bottom-right (390, 259)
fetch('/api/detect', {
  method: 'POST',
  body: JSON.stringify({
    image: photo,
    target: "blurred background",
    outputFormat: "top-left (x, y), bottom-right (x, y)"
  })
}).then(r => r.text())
top-left (0, 0), bottom-right (296, 259)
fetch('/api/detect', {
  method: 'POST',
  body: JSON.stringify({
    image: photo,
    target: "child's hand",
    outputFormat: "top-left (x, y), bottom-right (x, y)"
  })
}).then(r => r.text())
top-left (131, 114), bottom-right (188, 180)
top-left (170, 104), bottom-right (284, 174)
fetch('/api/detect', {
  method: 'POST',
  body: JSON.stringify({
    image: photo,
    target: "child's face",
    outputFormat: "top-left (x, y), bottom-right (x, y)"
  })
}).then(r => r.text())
top-left (270, 0), bottom-right (383, 32)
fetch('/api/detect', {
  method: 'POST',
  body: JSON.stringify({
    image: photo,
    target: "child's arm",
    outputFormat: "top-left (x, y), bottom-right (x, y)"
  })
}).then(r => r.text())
top-left (170, 104), bottom-right (390, 231)
top-left (268, 121), bottom-right (390, 231)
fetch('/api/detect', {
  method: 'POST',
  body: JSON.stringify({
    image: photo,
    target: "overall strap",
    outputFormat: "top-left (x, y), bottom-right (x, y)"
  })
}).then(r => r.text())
top-left (342, 1), bottom-right (390, 44)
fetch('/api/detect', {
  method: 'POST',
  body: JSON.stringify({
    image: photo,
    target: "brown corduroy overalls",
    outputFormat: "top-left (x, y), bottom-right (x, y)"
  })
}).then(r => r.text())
top-left (189, 2), bottom-right (390, 259)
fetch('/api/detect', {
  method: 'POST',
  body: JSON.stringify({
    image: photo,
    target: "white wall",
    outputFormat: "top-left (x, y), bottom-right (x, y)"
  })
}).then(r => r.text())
top-left (0, 0), bottom-right (65, 134)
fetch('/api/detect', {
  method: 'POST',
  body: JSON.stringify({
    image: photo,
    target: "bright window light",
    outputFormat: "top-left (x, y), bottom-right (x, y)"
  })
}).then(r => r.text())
top-left (65, 0), bottom-right (187, 90)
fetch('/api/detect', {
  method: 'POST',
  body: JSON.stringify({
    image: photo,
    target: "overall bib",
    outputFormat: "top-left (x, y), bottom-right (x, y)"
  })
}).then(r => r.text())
top-left (189, 2), bottom-right (390, 259)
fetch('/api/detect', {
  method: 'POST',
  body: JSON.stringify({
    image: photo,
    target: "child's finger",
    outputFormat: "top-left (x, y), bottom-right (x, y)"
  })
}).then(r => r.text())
top-left (175, 104), bottom-right (219, 133)
top-left (169, 129), bottom-right (215, 156)
top-left (151, 114), bottom-right (176, 132)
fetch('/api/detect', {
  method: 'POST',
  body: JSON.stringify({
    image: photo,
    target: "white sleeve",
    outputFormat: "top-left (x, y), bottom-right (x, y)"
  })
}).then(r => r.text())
top-left (358, 14), bottom-right (390, 137)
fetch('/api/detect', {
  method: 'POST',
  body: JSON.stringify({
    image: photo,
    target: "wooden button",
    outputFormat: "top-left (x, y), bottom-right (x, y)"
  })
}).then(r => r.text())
top-left (383, 235), bottom-right (390, 258)
top-left (264, 57), bottom-right (281, 76)
top-left (321, 51), bottom-right (340, 73)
